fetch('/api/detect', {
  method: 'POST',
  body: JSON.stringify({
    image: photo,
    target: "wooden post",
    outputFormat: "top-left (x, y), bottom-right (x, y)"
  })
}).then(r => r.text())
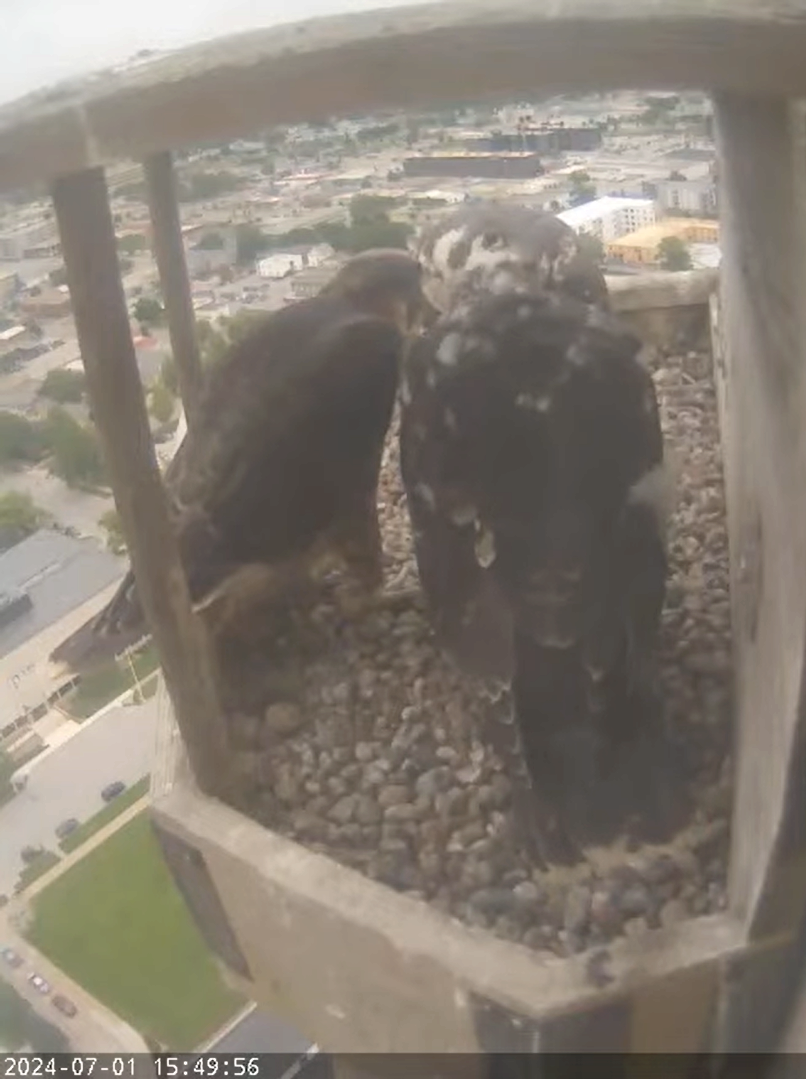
top-left (144, 150), bottom-right (204, 428)
top-left (51, 165), bottom-right (229, 798)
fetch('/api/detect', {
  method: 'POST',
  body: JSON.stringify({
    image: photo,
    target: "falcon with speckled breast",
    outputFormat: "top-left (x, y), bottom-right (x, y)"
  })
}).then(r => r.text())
top-left (400, 203), bottom-right (685, 864)
top-left (52, 249), bottom-right (427, 672)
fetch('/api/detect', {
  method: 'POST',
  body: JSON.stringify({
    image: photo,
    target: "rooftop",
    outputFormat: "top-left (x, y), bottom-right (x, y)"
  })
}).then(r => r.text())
top-left (557, 195), bottom-right (654, 228)
top-left (608, 217), bottom-right (720, 249)
top-left (0, 530), bottom-right (123, 660)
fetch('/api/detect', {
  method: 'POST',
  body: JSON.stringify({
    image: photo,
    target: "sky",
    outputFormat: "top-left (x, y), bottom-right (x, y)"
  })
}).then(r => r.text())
top-left (2, 0), bottom-right (415, 106)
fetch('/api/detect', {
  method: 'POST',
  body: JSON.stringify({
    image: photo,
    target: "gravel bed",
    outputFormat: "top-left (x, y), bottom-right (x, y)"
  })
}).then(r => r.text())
top-left (224, 347), bottom-right (734, 960)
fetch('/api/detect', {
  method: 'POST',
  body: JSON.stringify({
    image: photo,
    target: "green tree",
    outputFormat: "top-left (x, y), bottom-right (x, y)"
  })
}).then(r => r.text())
top-left (196, 231), bottom-right (225, 250)
top-left (349, 194), bottom-right (399, 225)
top-left (235, 223), bottom-right (269, 264)
top-left (196, 319), bottom-right (230, 369)
top-left (0, 491), bottom-right (50, 551)
top-left (577, 233), bottom-right (605, 266)
top-left (99, 508), bottom-right (126, 555)
top-left (0, 412), bottom-right (48, 467)
top-left (133, 297), bottom-right (165, 325)
top-left (38, 368), bottom-right (86, 404)
top-left (44, 407), bottom-right (107, 488)
top-left (150, 381), bottom-right (176, 425)
top-left (118, 233), bottom-right (147, 254)
top-left (657, 235), bottom-right (693, 271)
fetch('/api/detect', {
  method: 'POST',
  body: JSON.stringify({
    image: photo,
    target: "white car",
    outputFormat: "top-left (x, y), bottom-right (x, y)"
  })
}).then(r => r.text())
top-left (28, 972), bottom-right (51, 995)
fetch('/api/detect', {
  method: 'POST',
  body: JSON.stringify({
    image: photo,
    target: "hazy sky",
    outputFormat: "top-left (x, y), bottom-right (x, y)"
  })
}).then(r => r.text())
top-left (3, 0), bottom-right (415, 105)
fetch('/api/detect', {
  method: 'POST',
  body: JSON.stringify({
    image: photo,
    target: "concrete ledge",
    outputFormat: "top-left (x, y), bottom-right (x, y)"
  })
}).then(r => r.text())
top-left (3, 1), bottom-right (806, 190)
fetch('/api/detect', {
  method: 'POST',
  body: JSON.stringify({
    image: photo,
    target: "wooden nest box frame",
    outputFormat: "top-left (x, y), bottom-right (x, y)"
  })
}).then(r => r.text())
top-left (3, 0), bottom-right (806, 1062)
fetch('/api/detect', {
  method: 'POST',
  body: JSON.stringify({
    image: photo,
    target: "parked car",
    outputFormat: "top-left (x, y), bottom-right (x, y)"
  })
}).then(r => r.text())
top-left (55, 818), bottom-right (79, 841)
top-left (28, 972), bottom-right (50, 995)
top-left (52, 995), bottom-right (77, 1018)
top-left (1, 947), bottom-right (23, 968)
top-left (101, 781), bottom-right (126, 803)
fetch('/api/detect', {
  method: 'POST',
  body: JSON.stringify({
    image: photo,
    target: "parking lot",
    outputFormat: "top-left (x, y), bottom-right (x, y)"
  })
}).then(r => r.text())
top-left (0, 696), bottom-right (159, 895)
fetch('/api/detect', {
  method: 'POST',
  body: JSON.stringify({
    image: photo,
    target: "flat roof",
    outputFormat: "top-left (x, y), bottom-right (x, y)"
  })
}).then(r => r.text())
top-left (0, 530), bottom-right (123, 660)
top-left (557, 196), bottom-right (654, 228)
top-left (609, 217), bottom-right (720, 248)
top-left (2, 0), bottom-right (806, 193)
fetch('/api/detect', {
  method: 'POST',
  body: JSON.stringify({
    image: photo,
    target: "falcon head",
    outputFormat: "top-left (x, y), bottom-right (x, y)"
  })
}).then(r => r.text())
top-left (415, 202), bottom-right (610, 315)
top-left (322, 248), bottom-right (428, 339)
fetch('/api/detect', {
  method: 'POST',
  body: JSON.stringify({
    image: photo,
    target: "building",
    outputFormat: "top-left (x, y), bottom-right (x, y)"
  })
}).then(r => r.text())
top-left (653, 177), bottom-right (718, 217)
top-left (0, 270), bottom-right (20, 303)
top-left (0, 219), bottom-right (60, 261)
top-left (285, 264), bottom-right (342, 300)
top-left (16, 287), bottom-right (72, 320)
top-left (465, 126), bottom-right (602, 155)
top-left (256, 243), bottom-right (334, 280)
top-left (0, 531), bottom-right (124, 728)
top-left (402, 152), bottom-right (545, 180)
top-left (557, 196), bottom-right (656, 243)
top-left (607, 217), bottom-right (720, 265)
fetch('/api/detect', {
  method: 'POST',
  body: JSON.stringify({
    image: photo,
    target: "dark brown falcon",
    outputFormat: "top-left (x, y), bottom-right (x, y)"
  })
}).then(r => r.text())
top-left (401, 203), bottom-right (682, 864)
top-left (52, 249), bottom-right (426, 670)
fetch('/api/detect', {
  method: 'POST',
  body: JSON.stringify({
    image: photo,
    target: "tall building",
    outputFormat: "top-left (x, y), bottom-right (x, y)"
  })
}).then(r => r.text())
top-left (557, 196), bottom-right (656, 242)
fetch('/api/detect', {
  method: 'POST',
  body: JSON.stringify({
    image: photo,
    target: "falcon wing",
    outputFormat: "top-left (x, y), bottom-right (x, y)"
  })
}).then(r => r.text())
top-left (84, 298), bottom-right (403, 647)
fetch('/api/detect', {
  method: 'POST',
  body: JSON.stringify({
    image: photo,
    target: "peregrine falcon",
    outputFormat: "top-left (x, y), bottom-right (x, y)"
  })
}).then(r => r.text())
top-left (53, 249), bottom-right (427, 670)
top-left (401, 203), bottom-right (680, 864)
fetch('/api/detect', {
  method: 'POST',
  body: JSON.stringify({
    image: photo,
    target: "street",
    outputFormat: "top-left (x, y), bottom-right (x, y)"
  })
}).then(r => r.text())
top-left (0, 697), bottom-right (159, 896)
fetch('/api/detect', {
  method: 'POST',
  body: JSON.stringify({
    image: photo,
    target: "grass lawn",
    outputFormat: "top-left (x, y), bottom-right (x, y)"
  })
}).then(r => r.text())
top-left (59, 776), bottom-right (151, 853)
top-left (27, 813), bottom-right (244, 1049)
top-left (64, 644), bottom-right (160, 719)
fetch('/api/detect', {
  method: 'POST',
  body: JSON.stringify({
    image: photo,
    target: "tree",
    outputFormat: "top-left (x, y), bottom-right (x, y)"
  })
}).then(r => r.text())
top-left (197, 231), bottom-right (225, 250)
top-left (117, 232), bottom-right (147, 254)
top-left (0, 412), bottom-right (48, 467)
top-left (149, 381), bottom-right (175, 425)
top-left (577, 233), bottom-right (605, 266)
top-left (38, 368), bottom-right (86, 404)
top-left (235, 223), bottom-right (269, 264)
top-left (657, 235), bottom-right (693, 271)
top-left (48, 266), bottom-right (67, 288)
top-left (133, 297), bottom-right (164, 325)
top-left (99, 508), bottom-right (126, 554)
top-left (349, 194), bottom-right (399, 225)
top-left (0, 492), bottom-right (50, 551)
top-left (44, 407), bottom-right (107, 488)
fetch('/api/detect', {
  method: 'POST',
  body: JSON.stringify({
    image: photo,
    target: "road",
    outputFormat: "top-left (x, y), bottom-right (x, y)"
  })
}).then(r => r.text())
top-left (0, 697), bottom-right (159, 896)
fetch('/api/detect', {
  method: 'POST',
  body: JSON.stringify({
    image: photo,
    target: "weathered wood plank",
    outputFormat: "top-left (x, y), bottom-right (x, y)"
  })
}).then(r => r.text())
top-left (713, 94), bottom-right (806, 940)
top-left (51, 166), bottom-right (230, 798)
top-left (143, 150), bottom-right (204, 428)
top-left (5, 1), bottom-right (806, 190)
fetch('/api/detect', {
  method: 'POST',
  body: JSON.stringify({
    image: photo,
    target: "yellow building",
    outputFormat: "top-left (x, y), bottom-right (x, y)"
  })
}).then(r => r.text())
top-left (607, 218), bottom-right (719, 265)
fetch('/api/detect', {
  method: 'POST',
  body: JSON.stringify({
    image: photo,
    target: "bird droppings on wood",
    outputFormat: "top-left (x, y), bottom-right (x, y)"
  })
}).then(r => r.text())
top-left (221, 345), bottom-right (733, 959)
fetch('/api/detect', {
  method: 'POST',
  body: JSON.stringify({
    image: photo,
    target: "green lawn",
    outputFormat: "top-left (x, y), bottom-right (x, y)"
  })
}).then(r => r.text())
top-left (64, 645), bottom-right (160, 719)
top-left (27, 813), bottom-right (244, 1049)
top-left (59, 776), bottom-right (151, 853)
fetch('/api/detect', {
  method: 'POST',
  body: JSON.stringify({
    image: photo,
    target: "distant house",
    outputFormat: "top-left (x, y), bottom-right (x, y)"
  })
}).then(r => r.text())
top-left (256, 243), bottom-right (334, 280)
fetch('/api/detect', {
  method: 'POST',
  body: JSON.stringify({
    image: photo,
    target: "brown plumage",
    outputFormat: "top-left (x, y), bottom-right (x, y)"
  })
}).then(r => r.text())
top-left (52, 249), bottom-right (426, 671)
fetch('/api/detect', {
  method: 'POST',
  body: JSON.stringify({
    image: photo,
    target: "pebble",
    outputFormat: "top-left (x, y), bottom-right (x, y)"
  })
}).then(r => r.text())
top-left (224, 349), bottom-right (734, 957)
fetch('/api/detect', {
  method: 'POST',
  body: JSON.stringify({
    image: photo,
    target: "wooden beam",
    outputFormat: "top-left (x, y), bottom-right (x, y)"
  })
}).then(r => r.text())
top-left (143, 150), bottom-right (204, 428)
top-left (713, 95), bottom-right (806, 937)
top-left (50, 165), bottom-right (229, 797)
